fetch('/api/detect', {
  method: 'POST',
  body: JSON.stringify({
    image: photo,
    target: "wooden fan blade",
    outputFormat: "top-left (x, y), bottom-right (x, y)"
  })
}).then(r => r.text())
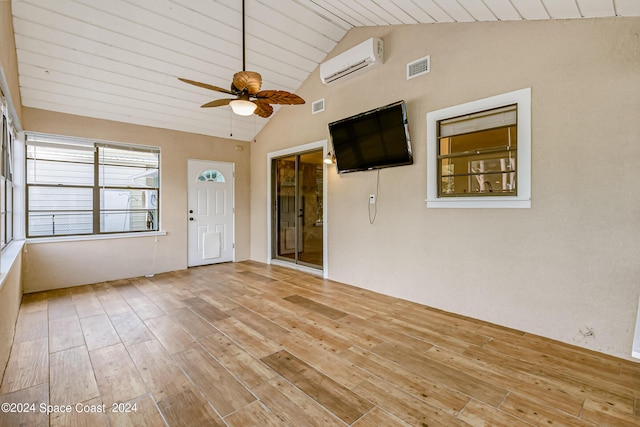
top-left (255, 90), bottom-right (305, 105)
top-left (233, 71), bottom-right (262, 95)
top-left (179, 77), bottom-right (236, 95)
top-left (253, 99), bottom-right (273, 118)
top-left (200, 98), bottom-right (233, 108)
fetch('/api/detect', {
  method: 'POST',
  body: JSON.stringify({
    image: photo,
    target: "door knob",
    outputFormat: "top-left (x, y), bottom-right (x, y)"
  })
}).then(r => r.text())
top-left (189, 217), bottom-right (194, 221)
top-left (189, 209), bottom-right (194, 213)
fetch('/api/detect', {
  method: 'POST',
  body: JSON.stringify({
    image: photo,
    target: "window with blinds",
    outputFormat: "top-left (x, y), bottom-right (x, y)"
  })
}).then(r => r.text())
top-left (1, 92), bottom-right (15, 248)
top-left (437, 104), bottom-right (517, 197)
top-left (26, 133), bottom-right (160, 237)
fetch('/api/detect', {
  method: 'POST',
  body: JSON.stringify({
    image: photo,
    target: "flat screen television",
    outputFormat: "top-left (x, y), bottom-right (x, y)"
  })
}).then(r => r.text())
top-left (328, 100), bottom-right (412, 174)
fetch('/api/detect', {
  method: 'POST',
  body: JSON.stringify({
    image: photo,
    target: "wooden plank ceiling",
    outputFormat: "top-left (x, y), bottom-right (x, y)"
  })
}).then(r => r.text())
top-left (11, 0), bottom-right (640, 141)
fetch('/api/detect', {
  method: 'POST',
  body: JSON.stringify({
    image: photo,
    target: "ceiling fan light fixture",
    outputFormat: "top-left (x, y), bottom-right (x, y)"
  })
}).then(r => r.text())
top-left (178, 0), bottom-right (304, 119)
top-left (229, 99), bottom-right (257, 116)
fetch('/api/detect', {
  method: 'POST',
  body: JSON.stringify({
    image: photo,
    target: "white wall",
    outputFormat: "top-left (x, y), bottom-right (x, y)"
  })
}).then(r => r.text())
top-left (250, 18), bottom-right (640, 360)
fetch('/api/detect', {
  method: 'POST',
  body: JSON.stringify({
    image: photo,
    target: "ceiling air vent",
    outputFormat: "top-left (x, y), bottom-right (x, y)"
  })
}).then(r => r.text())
top-left (312, 99), bottom-right (325, 114)
top-left (407, 55), bottom-right (430, 80)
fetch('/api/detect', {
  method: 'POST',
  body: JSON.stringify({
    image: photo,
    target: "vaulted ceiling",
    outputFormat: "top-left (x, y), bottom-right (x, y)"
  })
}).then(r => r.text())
top-left (11, 0), bottom-right (640, 141)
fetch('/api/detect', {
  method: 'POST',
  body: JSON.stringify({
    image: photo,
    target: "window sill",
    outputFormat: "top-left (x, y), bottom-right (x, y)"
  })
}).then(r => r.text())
top-left (426, 197), bottom-right (531, 209)
top-left (26, 230), bottom-right (167, 244)
top-left (0, 240), bottom-right (26, 290)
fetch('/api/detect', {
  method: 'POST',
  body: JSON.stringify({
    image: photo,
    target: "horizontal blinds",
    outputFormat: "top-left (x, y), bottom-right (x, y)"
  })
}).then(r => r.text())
top-left (439, 104), bottom-right (517, 138)
top-left (27, 141), bottom-right (96, 152)
top-left (26, 133), bottom-right (95, 151)
top-left (26, 133), bottom-right (159, 153)
top-left (26, 133), bottom-right (159, 185)
top-left (96, 142), bottom-right (160, 154)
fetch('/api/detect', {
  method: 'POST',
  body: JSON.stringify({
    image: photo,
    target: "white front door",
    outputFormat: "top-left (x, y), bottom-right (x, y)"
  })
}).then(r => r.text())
top-left (187, 160), bottom-right (235, 267)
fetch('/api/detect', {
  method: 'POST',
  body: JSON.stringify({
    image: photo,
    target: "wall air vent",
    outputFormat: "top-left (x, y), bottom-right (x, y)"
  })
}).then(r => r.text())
top-left (407, 55), bottom-right (430, 80)
top-left (312, 99), bottom-right (325, 114)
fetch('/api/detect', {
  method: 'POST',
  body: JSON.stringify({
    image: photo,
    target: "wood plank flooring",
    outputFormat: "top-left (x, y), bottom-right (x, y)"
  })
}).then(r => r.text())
top-left (1, 261), bottom-right (639, 426)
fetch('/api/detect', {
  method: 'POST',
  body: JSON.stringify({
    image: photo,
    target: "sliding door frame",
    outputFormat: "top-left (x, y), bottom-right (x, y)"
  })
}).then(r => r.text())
top-left (266, 140), bottom-right (328, 278)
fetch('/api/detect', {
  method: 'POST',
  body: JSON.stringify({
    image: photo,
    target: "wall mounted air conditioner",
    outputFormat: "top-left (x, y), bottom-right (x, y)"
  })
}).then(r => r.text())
top-left (320, 37), bottom-right (383, 85)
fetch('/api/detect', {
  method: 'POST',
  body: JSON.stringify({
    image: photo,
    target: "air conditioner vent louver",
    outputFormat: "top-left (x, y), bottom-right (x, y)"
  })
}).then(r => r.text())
top-left (407, 55), bottom-right (430, 80)
top-left (324, 60), bottom-right (371, 83)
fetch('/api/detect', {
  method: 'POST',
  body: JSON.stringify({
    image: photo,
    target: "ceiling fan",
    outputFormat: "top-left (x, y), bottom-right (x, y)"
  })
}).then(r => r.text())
top-left (178, 0), bottom-right (305, 118)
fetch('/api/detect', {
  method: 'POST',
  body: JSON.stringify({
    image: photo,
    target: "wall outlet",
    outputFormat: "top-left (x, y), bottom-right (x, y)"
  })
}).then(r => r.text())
top-left (579, 325), bottom-right (594, 338)
top-left (369, 194), bottom-right (376, 204)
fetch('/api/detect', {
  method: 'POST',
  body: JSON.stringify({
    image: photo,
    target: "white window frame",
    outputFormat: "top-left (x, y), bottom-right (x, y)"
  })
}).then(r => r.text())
top-left (0, 68), bottom-right (24, 288)
top-left (426, 88), bottom-right (531, 208)
top-left (0, 95), bottom-right (15, 248)
top-left (25, 132), bottom-right (161, 238)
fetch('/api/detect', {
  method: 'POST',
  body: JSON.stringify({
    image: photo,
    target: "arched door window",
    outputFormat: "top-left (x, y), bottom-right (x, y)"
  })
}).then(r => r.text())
top-left (197, 169), bottom-right (225, 183)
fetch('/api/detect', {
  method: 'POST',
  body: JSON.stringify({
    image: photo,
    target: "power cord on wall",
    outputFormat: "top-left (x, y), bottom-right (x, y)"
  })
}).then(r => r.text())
top-left (368, 169), bottom-right (380, 224)
top-left (145, 234), bottom-right (159, 278)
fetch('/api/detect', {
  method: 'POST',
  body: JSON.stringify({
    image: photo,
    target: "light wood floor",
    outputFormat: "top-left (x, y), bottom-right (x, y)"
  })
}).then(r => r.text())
top-left (1, 261), bottom-right (639, 426)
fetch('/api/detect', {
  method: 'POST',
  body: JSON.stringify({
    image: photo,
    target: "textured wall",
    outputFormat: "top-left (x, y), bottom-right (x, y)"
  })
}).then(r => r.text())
top-left (0, 249), bottom-right (23, 386)
top-left (251, 18), bottom-right (640, 360)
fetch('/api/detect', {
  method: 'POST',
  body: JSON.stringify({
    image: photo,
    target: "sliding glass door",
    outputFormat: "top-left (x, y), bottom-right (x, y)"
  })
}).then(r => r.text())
top-left (272, 149), bottom-right (323, 269)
